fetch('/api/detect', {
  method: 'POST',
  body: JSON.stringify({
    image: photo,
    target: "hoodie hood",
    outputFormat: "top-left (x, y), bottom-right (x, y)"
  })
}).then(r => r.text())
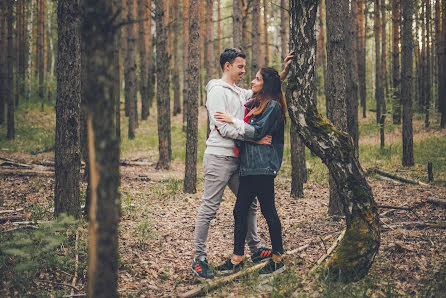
top-left (206, 79), bottom-right (240, 94)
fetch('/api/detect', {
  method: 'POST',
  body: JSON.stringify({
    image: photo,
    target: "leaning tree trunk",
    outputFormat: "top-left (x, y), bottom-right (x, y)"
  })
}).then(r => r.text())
top-left (54, 0), bottom-right (81, 218)
top-left (287, 0), bottom-right (380, 281)
top-left (81, 0), bottom-right (121, 296)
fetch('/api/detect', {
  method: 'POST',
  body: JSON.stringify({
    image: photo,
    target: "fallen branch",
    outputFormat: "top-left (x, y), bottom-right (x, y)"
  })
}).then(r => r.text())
top-left (0, 168), bottom-right (54, 177)
top-left (368, 168), bottom-right (428, 186)
top-left (179, 243), bottom-right (311, 298)
top-left (2, 225), bottom-right (38, 232)
top-left (120, 160), bottom-right (156, 167)
top-left (426, 197), bottom-right (446, 208)
top-left (390, 221), bottom-right (446, 230)
top-left (0, 215), bottom-right (24, 223)
top-left (378, 205), bottom-right (413, 211)
top-left (0, 208), bottom-right (24, 215)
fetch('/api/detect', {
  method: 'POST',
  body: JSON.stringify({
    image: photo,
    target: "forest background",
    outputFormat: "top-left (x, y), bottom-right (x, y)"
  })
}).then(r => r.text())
top-left (0, 0), bottom-right (446, 296)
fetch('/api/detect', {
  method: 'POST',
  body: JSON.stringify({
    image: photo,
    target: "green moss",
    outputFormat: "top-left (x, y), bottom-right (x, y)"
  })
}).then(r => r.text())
top-left (326, 217), bottom-right (379, 282)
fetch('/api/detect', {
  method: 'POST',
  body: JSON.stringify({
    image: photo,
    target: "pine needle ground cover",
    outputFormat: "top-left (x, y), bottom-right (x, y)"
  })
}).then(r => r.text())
top-left (1, 103), bottom-right (446, 296)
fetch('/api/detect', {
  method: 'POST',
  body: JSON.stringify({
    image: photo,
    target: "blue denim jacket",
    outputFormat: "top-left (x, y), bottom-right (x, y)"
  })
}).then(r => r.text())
top-left (238, 100), bottom-right (285, 177)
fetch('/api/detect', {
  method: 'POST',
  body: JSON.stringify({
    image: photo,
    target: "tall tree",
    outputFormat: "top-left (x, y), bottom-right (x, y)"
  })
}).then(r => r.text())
top-left (216, 0), bottom-right (222, 69)
top-left (38, 0), bottom-right (45, 100)
top-left (15, 0), bottom-right (22, 106)
top-left (138, 0), bottom-right (149, 120)
top-left (0, 0), bottom-right (6, 124)
top-left (251, 0), bottom-right (261, 75)
top-left (356, 0), bottom-right (367, 118)
top-left (401, 0), bottom-right (414, 166)
top-left (280, 0), bottom-right (288, 61)
top-left (425, 0), bottom-right (432, 127)
top-left (113, 0), bottom-right (121, 138)
top-left (81, 0), bottom-right (121, 296)
top-left (348, 0), bottom-right (359, 154)
top-left (392, 0), bottom-right (401, 124)
top-left (172, 0), bottom-right (181, 115)
top-left (233, 0), bottom-right (242, 49)
top-left (55, 0), bottom-right (81, 218)
top-left (204, 0), bottom-right (214, 85)
top-left (287, 0), bottom-right (380, 281)
top-left (316, 0), bottom-right (327, 94)
top-left (439, 0), bottom-right (446, 127)
top-left (435, 0), bottom-right (441, 108)
top-left (381, 0), bottom-right (388, 95)
top-left (155, 0), bottom-right (171, 169)
top-left (183, 0), bottom-right (189, 131)
top-left (125, 0), bottom-right (137, 139)
top-left (7, 0), bottom-right (14, 139)
top-left (374, 0), bottom-right (385, 123)
top-left (325, 0), bottom-right (349, 216)
top-left (263, 0), bottom-right (269, 65)
top-left (184, 0), bottom-right (200, 193)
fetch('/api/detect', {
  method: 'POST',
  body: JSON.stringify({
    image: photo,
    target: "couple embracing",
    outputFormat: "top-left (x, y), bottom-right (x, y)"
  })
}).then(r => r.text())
top-left (192, 48), bottom-right (294, 279)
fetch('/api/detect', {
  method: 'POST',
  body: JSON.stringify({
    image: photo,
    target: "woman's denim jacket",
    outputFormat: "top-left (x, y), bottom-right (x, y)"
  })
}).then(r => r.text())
top-left (237, 100), bottom-right (284, 177)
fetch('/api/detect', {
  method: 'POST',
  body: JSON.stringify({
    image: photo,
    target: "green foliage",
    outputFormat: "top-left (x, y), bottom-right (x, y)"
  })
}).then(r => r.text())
top-left (0, 215), bottom-right (87, 295)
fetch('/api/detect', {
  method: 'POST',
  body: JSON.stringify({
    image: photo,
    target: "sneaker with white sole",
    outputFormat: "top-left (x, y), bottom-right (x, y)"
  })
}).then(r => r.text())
top-left (191, 258), bottom-right (214, 279)
top-left (259, 258), bottom-right (285, 275)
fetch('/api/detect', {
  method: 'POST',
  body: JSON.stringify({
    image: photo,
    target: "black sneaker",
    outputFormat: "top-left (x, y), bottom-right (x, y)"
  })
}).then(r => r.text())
top-left (259, 258), bottom-right (285, 275)
top-left (251, 247), bottom-right (272, 263)
top-left (214, 258), bottom-right (244, 275)
top-left (192, 258), bottom-right (214, 279)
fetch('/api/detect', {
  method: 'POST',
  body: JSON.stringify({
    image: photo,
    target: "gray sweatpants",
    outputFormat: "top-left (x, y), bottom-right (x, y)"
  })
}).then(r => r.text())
top-left (194, 153), bottom-right (261, 260)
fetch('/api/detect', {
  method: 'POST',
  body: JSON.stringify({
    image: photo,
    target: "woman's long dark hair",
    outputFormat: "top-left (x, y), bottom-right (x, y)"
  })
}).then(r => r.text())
top-left (252, 67), bottom-right (287, 123)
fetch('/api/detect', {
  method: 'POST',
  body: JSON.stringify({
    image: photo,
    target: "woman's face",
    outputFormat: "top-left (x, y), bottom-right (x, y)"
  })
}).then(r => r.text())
top-left (251, 71), bottom-right (264, 94)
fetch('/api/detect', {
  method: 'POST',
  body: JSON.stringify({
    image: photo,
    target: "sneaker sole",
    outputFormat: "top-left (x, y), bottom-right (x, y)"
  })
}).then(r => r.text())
top-left (259, 265), bottom-right (286, 276)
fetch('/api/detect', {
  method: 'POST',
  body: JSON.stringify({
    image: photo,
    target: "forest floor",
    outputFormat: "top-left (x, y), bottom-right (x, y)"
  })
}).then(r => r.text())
top-left (1, 104), bottom-right (446, 296)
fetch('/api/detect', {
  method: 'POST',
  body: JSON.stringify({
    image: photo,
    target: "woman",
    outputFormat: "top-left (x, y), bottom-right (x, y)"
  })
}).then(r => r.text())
top-left (214, 67), bottom-right (287, 275)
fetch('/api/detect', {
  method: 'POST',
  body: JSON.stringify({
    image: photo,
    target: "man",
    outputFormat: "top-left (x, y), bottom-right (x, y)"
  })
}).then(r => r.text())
top-left (192, 48), bottom-right (293, 279)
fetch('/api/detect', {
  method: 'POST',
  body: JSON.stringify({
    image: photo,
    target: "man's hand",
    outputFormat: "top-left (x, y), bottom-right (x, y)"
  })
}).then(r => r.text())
top-left (255, 135), bottom-right (272, 145)
top-left (279, 50), bottom-right (295, 81)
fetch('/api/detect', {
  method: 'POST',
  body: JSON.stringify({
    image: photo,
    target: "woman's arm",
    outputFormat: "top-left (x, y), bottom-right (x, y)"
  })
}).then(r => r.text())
top-left (279, 50), bottom-right (294, 81)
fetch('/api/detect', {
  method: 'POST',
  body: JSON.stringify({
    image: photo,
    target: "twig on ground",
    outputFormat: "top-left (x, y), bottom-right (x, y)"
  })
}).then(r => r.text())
top-left (368, 168), bottom-right (429, 186)
top-left (426, 197), bottom-right (446, 208)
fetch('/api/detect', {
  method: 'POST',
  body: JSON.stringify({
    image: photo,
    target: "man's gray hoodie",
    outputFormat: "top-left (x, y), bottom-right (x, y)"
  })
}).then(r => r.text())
top-left (205, 79), bottom-right (255, 157)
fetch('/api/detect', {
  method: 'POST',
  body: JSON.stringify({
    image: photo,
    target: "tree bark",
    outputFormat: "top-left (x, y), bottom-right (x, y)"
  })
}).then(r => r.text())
top-left (290, 121), bottom-right (307, 198)
top-left (205, 0), bottom-right (214, 85)
top-left (374, 0), bottom-right (384, 123)
top-left (113, 0), bottom-right (121, 139)
top-left (216, 0), bottom-right (222, 73)
top-left (233, 0), bottom-right (243, 49)
top-left (183, 0), bottom-right (189, 131)
top-left (0, 0), bottom-right (6, 125)
top-left (184, 0), bottom-right (200, 193)
top-left (263, 0), bottom-right (269, 66)
top-left (38, 0), bottom-right (45, 100)
top-left (287, 0), bottom-right (380, 281)
top-left (155, 0), bottom-right (171, 169)
top-left (55, 0), bottom-right (81, 219)
top-left (7, 0), bottom-right (14, 139)
top-left (125, 0), bottom-right (137, 139)
top-left (280, 0), bottom-right (288, 61)
top-left (425, 0), bottom-right (431, 127)
top-left (401, 0), bottom-right (414, 166)
top-left (381, 0), bottom-right (388, 96)
top-left (356, 0), bottom-right (367, 118)
top-left (392, 0), bottom-right (401, 124)
top-left (325, 0), bottom-right (349, 216)
top-left (251, 0), bottom-right (261, 75)
top-left (172, 0), bottom-right (181, 116)
top-left (138, 0), bottom-right (149, 120)
top-left (438, 0), bottom-right (446, 127)
top-left (81, 0), bottom-right (121, 296)
top-left (146, 0), bottom-right (154, 117)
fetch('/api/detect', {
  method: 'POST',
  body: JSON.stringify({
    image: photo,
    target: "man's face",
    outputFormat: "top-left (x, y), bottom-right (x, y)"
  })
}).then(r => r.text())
top-left (225, 57), bottom-right (246, 82)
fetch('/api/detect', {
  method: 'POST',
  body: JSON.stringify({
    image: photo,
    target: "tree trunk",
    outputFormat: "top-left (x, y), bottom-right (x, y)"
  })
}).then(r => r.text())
top-left (15, 0), bottom-right (22, 106)
top-left (7, 0), bottom-right (14, 139)
top-left (26, 0), bottom-right (34, 101)
top-left (317, 0), bottom-right (327, 98)
top-left (290, 121), bottom-right (306, 198)
top-left (138, 0), bottom-right (149, 120)
top-left (263, 0), bottom-right (269, 66)
top-left (38, 0), bottom-right (45, 100)
top-left (55, 0), bottom-right (81, 219)
top-left (155, 0), bottom-right (171, 169)
top-left (0, 0), bottom-right (6, 125)
top-left (392, 0), bottom-right (401, 124)
top-left (280, 0), bottom-right (288, 61)
top-left (183, 0), bottom-right (189, 131)
top-left (172, 1), bottom-right (181, 116)
top-left (233, 0), bottom-right (243, 49)
top-left (216, 0), bottom-right (221, 74)
top-left (425, 0), bottom-right (431, 127)
top-left (122, 0), bottom-right (129, 116)
top-left (114, 0), bottom-right (121, 139)
top-left (287, 0), bottom-right (380, 281)
top-left (146, 0), bottom-right (154, 117)
top-left (439, 0), bottom-right (446, 127)
top-left (251, 0), bottom-right (261, 75)
top-left (374, 0), bottom-right (384, 123)
top-left (242, 2), bottom-right (250, 85)
top-left (401, 0), bottom-right (414, 166)
top-left (325, 0), bottom-right (349, 216)
top-left (357, 0), bottom-right (367, 118)
top-left (81, 0), bottom-right (121, 296)
top-left (205, 0), bottom-right (214, 85)
top-left (184, 0), bottom-right (200, 193)
top-left (381, 0), bottom-right (388, 96)
top-left (125, 0), bottom-right (137, 139)
top-left (421, 2), bottom-right (426, 111)
top-left (348, 0), bottom-right (360, 155)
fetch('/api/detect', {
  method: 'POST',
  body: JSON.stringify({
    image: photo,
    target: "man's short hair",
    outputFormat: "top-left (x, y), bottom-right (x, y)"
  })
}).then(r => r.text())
top-left (219, 48), bottom-right (246, 70)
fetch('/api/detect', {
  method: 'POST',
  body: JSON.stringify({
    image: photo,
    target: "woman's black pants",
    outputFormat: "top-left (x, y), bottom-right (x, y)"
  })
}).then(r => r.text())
top-left (233, 175), bottom-right (284, 256)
